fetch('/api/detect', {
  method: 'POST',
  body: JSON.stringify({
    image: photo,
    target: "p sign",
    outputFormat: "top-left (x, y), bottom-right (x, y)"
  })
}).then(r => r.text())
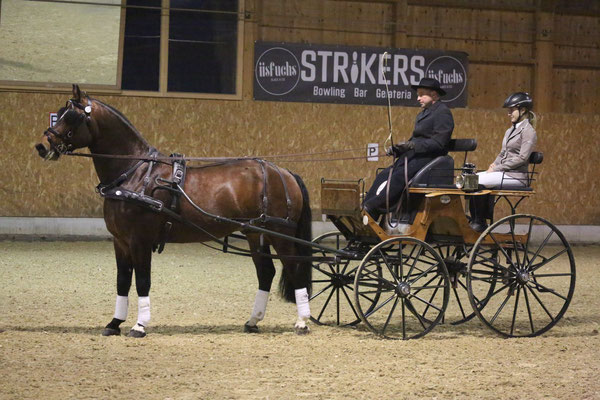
top-left (367, 143), bottom-right (379, 161)
top-left (49, 112), bottom-right (58, 127)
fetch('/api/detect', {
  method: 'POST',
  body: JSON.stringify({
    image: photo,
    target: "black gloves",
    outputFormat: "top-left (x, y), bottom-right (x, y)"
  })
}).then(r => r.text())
top-left (386, 141), bottom-right (415, 157)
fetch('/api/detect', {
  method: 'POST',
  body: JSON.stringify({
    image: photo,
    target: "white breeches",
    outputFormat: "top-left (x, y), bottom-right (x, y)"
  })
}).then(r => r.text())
top-left (477, 171), bottom-right (527, 189)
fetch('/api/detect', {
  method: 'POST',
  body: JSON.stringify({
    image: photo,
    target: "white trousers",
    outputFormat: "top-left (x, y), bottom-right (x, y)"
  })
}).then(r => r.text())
top-left (477, 171), bottom-right (527, 189)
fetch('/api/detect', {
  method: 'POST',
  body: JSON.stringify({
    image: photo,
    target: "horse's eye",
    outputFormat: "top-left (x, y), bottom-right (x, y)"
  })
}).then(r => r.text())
top-left (67, 131), bottom-right (73, 138)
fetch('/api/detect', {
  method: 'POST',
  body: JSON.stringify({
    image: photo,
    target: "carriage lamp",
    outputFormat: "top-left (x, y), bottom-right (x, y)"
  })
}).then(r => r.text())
top-left (455, 163), bottom-right (479, 192)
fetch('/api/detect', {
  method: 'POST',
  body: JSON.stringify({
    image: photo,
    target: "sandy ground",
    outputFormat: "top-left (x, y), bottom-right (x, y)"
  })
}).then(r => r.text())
top-left (0, 241), bottom-right (599, 399)
top-left (0, 0), bottom-right (120, 84)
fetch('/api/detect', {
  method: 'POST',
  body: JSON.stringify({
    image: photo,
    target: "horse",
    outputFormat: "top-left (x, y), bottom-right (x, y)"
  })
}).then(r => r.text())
top-left (35, 84), bottom-right (313, 337)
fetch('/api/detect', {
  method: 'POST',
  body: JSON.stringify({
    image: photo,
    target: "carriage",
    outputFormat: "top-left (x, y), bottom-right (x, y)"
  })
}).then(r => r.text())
top-left (309, 139), bottom-right (576, 339)
top-left (36, 85), bottom-right (575, 339)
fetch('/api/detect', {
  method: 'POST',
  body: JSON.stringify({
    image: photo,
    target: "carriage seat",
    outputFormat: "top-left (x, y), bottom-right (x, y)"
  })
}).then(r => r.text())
top-left (484, 151), bottom-right (543, 191)
top-left (410, 139), bottom-right (478, 188)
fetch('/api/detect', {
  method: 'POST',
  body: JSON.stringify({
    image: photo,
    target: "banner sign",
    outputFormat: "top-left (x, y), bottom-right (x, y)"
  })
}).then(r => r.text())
top-left (254, 42), bottom-right (468, 107)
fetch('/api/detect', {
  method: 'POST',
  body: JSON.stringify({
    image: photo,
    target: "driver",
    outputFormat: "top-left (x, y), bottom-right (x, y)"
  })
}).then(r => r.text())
top-left (363, 77), bottom-right (454, 220)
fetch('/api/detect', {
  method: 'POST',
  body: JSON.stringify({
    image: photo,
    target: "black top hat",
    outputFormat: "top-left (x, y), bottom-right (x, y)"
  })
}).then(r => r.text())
top-left (411, 78), bottom-right (446, 96)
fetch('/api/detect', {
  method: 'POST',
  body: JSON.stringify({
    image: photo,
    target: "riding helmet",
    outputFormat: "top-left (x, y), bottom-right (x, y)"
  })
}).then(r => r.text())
top-left (503, 92), bottom-right (533, 110)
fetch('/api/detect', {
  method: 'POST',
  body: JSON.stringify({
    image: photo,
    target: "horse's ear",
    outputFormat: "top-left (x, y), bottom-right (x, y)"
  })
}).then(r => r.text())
top-left (72, 84), bottom-right (82, 102)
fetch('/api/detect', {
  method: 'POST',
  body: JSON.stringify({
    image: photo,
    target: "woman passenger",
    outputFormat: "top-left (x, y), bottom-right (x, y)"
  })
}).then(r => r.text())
top-left (469, 92), bottom-right (537, 232)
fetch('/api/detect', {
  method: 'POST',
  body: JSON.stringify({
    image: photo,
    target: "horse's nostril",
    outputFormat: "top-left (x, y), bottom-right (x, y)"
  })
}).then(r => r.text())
top-left (35, 143), bottom-right (48, 158)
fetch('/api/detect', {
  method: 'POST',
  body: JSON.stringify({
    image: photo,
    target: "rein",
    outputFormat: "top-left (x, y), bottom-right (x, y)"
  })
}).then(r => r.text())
top-left (62, 146), bottom-right (374, 164)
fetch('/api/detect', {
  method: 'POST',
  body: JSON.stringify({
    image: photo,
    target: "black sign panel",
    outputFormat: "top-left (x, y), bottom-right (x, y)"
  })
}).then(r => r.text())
top-left (254, 42), bottom-right (468, 107)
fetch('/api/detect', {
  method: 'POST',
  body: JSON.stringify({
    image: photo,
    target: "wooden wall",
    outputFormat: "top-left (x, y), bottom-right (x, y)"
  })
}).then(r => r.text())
top-left (1, 0), bottom-right (599, 225)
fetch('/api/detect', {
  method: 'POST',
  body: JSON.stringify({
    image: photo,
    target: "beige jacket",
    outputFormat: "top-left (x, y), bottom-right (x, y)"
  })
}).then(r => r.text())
top-left (492, 119), bottom-right (537, 178)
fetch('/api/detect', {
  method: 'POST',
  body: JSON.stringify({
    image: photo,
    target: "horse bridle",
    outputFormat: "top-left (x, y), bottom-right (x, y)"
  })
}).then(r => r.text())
top-left (42, 98), bottom-right (93, 155)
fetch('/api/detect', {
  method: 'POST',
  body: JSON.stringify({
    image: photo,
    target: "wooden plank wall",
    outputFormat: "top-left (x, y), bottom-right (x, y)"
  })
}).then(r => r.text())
top-left (1, 0), bottom-right (599, 225)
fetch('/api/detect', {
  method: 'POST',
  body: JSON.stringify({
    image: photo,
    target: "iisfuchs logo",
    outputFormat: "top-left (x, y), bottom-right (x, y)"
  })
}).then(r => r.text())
top-left (255, 47), bottom-right (300, 96)
top-left (426, 56), bottom-right (467, 103)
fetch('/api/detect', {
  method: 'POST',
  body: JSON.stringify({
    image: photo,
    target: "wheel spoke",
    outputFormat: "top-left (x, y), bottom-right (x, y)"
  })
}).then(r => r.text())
top-left (410, 274), bottom-right (440, 294)
top-left (509, 223), bottom-right (522, 269)
top-left (311, 283), bottom-right (334, 299)
top-left (523, 218), bottom-right (534, 265)
top-left (316, 285), bottom-right (336, 321)
top-left (378, 249), bottom-right (401, 285)
top-left (529, 248), bottom-right (569, 273)
top-left (480, 282), bottom-right (513, 307)
top-left (527, 280), bottom-right (568, 301)
top-left (422, 277), bottom-right (443, 320)
top-left (405, 299), bottom-right (428, 330)
top-left (340, 285), bottom-right (360, 320)
top-left (510, 286), bottom-right (521, 336)
top-left (523, 285), bottom-right (535, 334)
top-left (313, 264), bottom-right (336, 278)
top-left (452, 284), bottom-right (468, 320)
top-left (409, 293), bottom-right (444, 313)
top-left (364, 293), bottom-right (397, 319)
top-left (406, 245), bottom-right (425, 282)
top-left (462, 276), bottom-right (490, 308)
top-left (401, 298), bottom-right (407, 340)
top-left (488, 233), bottom-right (519, 271)
top-left (524, 284), bottom-right (556, 322)
top-left (490, 289), bottom-right (514, 324)
top-left (408, 263), bottom-right (440, 285)
top-left (532, 272), bottom-right (573, 278)
top-left (382, 297), bottom-right (400, 336)
top-left (526, 229), bottom-right (555, 271)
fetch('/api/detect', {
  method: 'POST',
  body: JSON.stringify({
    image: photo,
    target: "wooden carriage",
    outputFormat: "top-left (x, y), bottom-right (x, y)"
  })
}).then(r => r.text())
top-left (310, 139), bottom-right (575, 339)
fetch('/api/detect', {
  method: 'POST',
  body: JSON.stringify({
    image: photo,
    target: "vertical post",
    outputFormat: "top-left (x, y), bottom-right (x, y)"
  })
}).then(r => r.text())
top-left (533, 3), bottom-right (555, 113)
top-left (159, 0), bottom-right (170, 95)
top-left (242, 0), bottom-right (254, 100)
top-left (392, 0), bottom-right (408, 49)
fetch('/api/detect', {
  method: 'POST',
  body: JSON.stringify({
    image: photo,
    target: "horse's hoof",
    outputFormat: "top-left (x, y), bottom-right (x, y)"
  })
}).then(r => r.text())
top-left (127, 329), bottom-right (147, 338)
top-left (102, 327), bottom-right (121, 336)
top-left (295, 326), bottom-right (310, 335)
top-left (244, 323), bottom-right (259, 333)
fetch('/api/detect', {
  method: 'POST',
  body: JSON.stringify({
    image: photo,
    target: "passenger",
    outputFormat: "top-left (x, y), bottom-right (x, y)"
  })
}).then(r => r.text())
top-left (363, 77), bottom-right (454, 220)
top-left (469, 92), bottom-right (537, 232)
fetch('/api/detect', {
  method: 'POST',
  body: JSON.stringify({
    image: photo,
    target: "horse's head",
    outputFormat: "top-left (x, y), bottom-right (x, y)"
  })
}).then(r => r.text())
top-left (35, 84), bottom-right (95, 161)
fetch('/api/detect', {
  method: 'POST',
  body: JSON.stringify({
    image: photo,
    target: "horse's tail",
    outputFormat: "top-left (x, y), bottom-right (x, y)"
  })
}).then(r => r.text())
top-left (279, 172), bottom-right (313, 303)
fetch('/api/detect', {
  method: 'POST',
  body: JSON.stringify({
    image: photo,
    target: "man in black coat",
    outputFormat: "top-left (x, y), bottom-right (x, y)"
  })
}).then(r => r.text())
top-left (363, 78), bottom-right (454, 219)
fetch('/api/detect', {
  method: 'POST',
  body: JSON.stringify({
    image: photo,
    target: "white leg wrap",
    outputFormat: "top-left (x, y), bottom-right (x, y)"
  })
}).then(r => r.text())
top-left (114, 295), bottom-right (128, 321)
top-left (136, 296), bottom-right (151, 328)
top-left (247, 289), bottom-right (269, 326)
top-left (295, 288), bottom-right (311, 320)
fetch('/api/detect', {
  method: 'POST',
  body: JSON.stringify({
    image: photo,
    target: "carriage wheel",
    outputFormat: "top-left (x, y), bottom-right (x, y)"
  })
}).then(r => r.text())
top-left (432, 244), bottom-right (497, 325)
top-left (467, 214), bottom-right (576, 337)
top-left (310, 231), bottom-right (372, 326)
top-left (354, 237), bottom-right (450, 339)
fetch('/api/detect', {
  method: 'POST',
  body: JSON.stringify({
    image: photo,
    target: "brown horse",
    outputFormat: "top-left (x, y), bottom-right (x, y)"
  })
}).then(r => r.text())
top-left (35, 85), bottom-right (313, 337)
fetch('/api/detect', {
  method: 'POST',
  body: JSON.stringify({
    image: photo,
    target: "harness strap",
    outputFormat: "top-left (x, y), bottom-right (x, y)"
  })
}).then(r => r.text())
top-left (256, 159), bottom-right (268, 215)
top-left (267, 161), bottom-right (293, 220)
top-left (155, 153), bottom-right (187, 254)
top-left (96, 148), bottom-right (158, 195)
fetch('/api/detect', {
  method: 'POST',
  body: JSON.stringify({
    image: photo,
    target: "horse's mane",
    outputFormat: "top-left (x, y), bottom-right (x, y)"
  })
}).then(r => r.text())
top-left (90, 97), bottom-right (150, 146)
